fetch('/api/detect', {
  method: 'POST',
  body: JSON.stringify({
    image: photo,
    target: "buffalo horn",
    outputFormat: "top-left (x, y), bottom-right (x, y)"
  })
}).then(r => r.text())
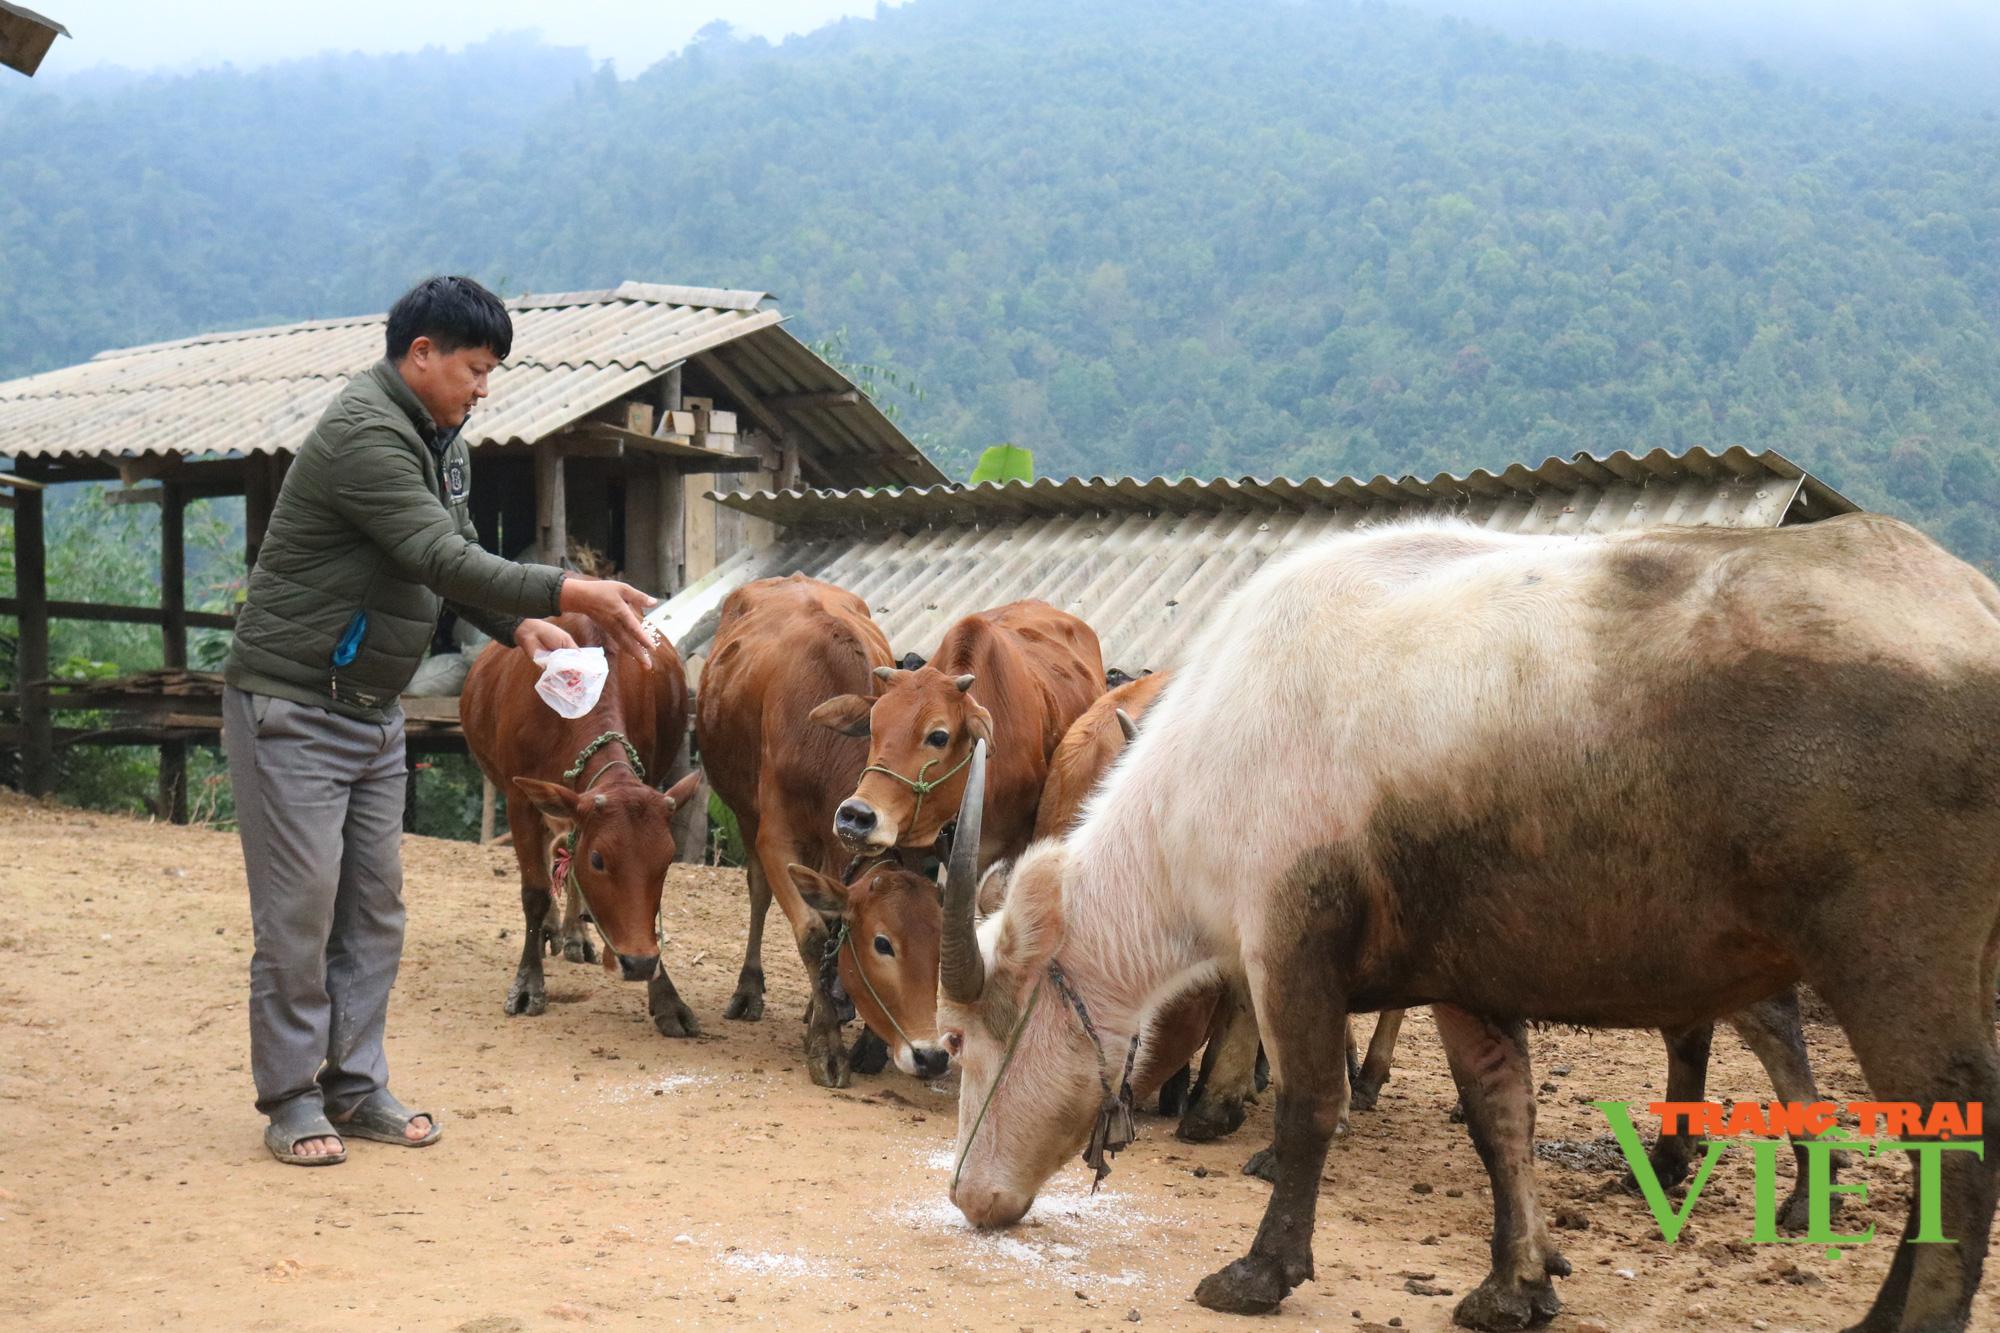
top-left (940, 738), bottom-right (988, 1003)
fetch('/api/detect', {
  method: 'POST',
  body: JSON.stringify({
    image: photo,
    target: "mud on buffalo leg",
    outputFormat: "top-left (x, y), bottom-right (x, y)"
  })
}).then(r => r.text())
top-left (1631, 1022), bottom-right (1715, 1199)
top-left (1181, 976), bottom-right (1260, 1143)
top-left (754, 827), bottom-right (850, 1088)
top-left (1725, 988), bottom-right (1833, 1233)
top-left (1194, 967), bottom-right (1347, 1315)
top-left (723, 852), bottom-right (772, 1021)
top-left (1813, 947), bottom-right (2000, 1333)
top-left (1350, 1007), bottom-right (1407, 1113)
top-left (1434, 1004), bottom-right (1568, 1332)
top-left (507, 882), bottom-right (552, 1016)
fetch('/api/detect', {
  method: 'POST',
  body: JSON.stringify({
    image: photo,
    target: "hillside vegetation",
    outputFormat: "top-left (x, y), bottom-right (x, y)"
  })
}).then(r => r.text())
top-left (3, 0), bottom-right (1998, 564)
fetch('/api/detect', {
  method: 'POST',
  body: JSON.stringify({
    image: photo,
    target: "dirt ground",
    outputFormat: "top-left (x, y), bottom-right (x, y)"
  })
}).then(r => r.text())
top-left (0, 790), bottom-right (1991, 1332)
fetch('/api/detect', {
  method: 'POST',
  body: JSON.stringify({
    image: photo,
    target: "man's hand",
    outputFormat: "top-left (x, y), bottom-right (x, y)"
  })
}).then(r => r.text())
top-left (514, 618), bottom-right (578, 657)
top-left (558, 576), bottom-right (658, 660)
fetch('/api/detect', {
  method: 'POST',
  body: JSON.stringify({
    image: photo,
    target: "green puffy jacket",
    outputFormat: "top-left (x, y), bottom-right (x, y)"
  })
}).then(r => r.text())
top-left (224, 358), bottom-right (566, 721)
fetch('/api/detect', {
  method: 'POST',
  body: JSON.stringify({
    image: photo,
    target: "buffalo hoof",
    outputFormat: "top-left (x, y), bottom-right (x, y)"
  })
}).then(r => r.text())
top-left (1241, 1145), bottom-right (1278, 1183)
top-left (505, 974), bottom-right (547, 1017)
top-left (724, 987), bottom-right (765, 1022)
top-left (851, 1029), bottom-right (891, 1075)
top-left (648, 978), bottom-right (701, 1039)
top-left (1178, 1094), bottom-right (1247, 1144)
top-left (1349, 1076), bottom-right (1384, 1114)
top-left (1194, 1250), bottom-right (1308, 1315)
top-left (1451, 1276), bottom-right (1561, 1331)
top-left (1157, 1065), bottom-right (1192, 1118)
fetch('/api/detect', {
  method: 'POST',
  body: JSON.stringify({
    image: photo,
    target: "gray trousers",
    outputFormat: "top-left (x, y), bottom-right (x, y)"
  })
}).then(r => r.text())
top-left (222, 685), bottom-right (408, 1118)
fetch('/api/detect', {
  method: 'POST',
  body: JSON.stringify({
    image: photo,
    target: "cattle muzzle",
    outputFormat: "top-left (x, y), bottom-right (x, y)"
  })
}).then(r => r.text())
top-left (834, 798), bottom-right (880, 844)
top-left (617, 952), bottom-right (660, 982)
top-left (910, 1044), bottom-right (951, 1080)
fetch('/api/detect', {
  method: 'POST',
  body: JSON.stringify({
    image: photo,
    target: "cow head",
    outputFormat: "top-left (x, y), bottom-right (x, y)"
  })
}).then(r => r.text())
top-left (786, 861), bottom-right (951, 1080)
top-left (934, 744), bottom-right (1106, 1228)
top-left (512, 769), bottom-right (704, 980)
top-left (811, 665), bottom-right (992, 852)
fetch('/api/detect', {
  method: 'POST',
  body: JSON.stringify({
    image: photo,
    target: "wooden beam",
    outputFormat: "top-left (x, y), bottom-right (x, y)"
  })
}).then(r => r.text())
top-left (623, 463), bottom-right (660, 591)
top-left (0, 599), bottom-right (233, 630)
top-left (558, 423), bottom-right (768, 471)
top-left (535, 442), bottom-right (567, 563)
top-left (692, 352), bottom-right (788, 442)
top-left (13, 477), bottom-right (52, 796)
top-left (161, 483), bottom-right (188, 669)
top-left (766, 389), bottom-right (861, 412)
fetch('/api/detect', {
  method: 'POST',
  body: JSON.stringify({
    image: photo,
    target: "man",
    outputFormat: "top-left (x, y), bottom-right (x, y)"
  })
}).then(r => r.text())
top-left (222, 275), bottom-right (657, 1165)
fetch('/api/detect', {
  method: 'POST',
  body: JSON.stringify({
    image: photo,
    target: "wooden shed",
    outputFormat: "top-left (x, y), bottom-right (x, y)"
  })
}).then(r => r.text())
top-left (0, 281), bottom-right (944, 821)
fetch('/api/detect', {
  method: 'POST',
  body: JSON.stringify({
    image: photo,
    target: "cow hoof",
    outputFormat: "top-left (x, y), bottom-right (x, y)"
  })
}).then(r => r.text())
top-left (505, 977), bottom-right (547, 1017)
top-left (850, 1029), bottom-right (891, 1075)
top-left (1177, 1094), bottom-right (1246, 1144)
top-left (562, 933), bottom-right (598, 966)
top-left (648, 985), bottom-right (701, 1038)
top-left (1451, 1277), bottom-right (1560, 1331)
top-left (1194, 1251), bottom-right (1306, 1315)
top-left (1241, 1145), bottom-right (1278, 1183)
top-left (723, 987), bottom-right (765, 1022)
top-left (1349, 1077), bottom-right (1383, 1114)
top-left (806, 1035), bottom-right (851, 1089)
top-left (1777, 1188), bottom-right (1827, 1234)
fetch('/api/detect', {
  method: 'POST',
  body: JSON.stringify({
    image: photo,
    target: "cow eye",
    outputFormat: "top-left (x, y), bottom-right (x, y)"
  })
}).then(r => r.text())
top-left (589, 850), bottom-right (605, 872)
top-left (873, 934), bottom-right (895, 957)
top-left (925, 729), bottom-right (949, 748)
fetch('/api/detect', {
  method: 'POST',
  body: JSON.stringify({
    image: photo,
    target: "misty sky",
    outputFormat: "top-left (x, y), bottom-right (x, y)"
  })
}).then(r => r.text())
top-left (26, 0), bottom-right (2000, 81)
top-left (31, 2), bottom-right (909, 79)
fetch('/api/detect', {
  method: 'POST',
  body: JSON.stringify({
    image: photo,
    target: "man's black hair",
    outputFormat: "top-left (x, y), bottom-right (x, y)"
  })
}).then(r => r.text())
top-left (385, 275), bottom-right (513, 361)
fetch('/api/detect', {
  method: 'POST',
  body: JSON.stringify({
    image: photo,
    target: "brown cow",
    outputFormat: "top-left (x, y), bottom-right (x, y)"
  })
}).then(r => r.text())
top-left (815, 600), bottom-right (1105, 870)
top-left (697, 575), bottom-right (949, 1088)
top-left (1032, 670), bottom-right (1265, 1141)
top-left (461, 613), bottom-right (703, 1036)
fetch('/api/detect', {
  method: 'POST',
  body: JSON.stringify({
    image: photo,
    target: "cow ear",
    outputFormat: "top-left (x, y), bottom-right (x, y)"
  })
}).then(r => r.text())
top-left (975, 856), bottom-right (1014, 915)
top-left (512, 777), bottom-right (580, 820)
top-left (993, 845), bottom-right (1065, 981)
top-left (786, 864), bottom-right (848, 927)
top-left (661, 769), bottom-right (703, 814)
top-left (965, 703), bottom-right (994, 748)
top-left (809, 694), bottom-right (873, 737)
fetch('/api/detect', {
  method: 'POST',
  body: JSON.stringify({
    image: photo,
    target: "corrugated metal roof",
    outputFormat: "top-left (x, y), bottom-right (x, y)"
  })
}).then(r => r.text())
top-left (651, 447), bottom-right (1857, 670)
top-left (0, 280), bottom-right (944, 487)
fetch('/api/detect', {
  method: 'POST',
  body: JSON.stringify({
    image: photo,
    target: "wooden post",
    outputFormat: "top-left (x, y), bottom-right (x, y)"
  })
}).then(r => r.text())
top-left (158, 482), bottom-right (189, 823)
top-left (479, 778), bottom-right (497, 843)
top-left (13, 477), bottom-right (52, 797)
top-left (244, 455), bottom-right (275, 571)
top-left (403, 738), bottom-right (419, 833)
top-left (623, 464), bottom-right (660, 592)
top-left (658, 459), bottom-right (684, 597)
top-left (535, 444), bottom-right (567, 565)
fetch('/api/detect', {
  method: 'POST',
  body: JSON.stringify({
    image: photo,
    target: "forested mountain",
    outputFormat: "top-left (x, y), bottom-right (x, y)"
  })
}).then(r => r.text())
top-left (4, 0), bottom-right (1999, 564)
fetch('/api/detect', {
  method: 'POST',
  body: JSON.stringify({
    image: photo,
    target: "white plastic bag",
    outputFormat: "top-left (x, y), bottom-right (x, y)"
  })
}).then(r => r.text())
top-left (532, 647), bottom-right (609, 719)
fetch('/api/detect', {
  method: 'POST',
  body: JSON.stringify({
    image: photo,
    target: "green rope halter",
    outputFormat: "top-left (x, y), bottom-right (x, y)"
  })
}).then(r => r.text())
top-left (838, 919), bottom-right (918, 1054)
top-left (563, 731), bottom-right (645, 787)
top-left (860, 746), bottom-right (976, 835)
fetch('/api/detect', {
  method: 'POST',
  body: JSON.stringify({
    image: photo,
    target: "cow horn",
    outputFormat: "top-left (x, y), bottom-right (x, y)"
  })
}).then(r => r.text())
top-left (873, 665), bottom-right (898, 682)
top-left (953, 674), bottom-right (975, 693)
top-left (1115, 709), bottom-right (1139, 743)
top-left (940, 738), bottom-right (987, 1003)
top-left (593, 794), bottom-right (606, 810)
